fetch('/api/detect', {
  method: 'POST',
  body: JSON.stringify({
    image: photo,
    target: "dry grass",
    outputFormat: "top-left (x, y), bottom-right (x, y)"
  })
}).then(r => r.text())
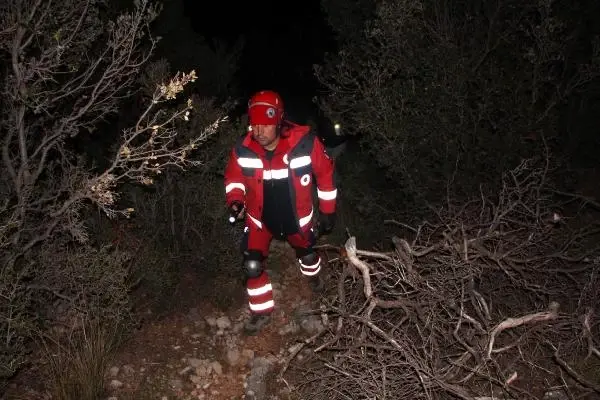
top-left (39, 318), bottom-right (123, 400)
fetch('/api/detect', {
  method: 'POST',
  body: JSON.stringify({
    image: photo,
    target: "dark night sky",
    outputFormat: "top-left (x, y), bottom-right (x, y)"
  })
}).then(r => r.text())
top-left (182, 0), bottom-right (336, 116)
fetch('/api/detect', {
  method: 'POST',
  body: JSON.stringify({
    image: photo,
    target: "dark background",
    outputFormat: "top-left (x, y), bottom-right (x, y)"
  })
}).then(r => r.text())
top-left (180, 0), bottom-right (336, 120)
top-left (4, 1), bottom-right (600, 396)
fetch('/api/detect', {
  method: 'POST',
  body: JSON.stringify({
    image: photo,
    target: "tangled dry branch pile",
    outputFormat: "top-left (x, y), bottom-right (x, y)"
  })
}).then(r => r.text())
top-left (284, 159), bottom-right (600, 399)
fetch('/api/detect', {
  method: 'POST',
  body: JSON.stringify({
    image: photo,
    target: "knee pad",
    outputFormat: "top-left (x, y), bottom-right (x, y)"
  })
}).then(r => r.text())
top-left (299, 252), bottom-right (320, 267)
top-left (243, 250), bottom-right (263, 278)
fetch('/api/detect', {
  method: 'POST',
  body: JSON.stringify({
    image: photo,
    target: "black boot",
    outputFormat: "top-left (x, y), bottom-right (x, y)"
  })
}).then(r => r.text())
top-left (243, 313), bottom-right (272, 336)
top-left (308, 274), bottom-right (325, 294)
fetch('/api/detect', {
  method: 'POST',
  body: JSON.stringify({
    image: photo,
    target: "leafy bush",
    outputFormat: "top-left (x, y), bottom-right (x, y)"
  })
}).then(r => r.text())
top-left (0, 0), bottom-right (226, 386)
top-left (317, 0), bottom-right (600, 204)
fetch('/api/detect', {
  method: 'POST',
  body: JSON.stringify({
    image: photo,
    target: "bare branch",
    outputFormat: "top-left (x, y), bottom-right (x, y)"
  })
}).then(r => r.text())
top-left (285, 159), bottom-right (600, 399)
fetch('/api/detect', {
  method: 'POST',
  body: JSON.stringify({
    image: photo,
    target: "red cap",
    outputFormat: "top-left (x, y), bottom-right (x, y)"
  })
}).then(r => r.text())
top-left (248, 90), bottom-right (284, 126)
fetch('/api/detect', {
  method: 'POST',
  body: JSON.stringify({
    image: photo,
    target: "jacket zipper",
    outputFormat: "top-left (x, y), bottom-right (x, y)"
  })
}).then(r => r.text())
top-left (267, 156), bottom-right (284, 238)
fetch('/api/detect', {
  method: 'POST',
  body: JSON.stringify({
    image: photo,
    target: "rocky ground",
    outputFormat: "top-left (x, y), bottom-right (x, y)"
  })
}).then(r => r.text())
top-left (2, 240), bottom-right (329, 400)
top-left (102, 240), bottom-right (329, 400)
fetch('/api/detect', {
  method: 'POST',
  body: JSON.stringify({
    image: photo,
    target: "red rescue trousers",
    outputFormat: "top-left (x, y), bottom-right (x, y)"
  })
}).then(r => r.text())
top-left (241, 223), bottom-right (321, 315)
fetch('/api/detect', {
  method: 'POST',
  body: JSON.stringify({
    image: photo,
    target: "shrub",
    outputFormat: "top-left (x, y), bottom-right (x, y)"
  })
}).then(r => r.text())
top-left (0, 0), bottom-right (226, 386)
top-left (317, 0), bottom-right (600, 205)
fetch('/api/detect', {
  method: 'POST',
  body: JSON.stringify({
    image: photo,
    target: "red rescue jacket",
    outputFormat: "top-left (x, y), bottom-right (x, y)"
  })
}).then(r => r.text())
top-left (224, 122), bottom-right (337, 231)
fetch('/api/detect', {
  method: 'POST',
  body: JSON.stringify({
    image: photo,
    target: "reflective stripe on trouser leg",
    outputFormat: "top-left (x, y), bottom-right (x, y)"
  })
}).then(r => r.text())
top-left (246, 270), bottom-right (274, 314)
top-left (298, 255), bottom-right (321, 276)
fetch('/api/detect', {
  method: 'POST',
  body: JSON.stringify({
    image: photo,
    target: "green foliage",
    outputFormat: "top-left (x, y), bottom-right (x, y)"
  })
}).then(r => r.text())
top-left (110, 226), bottom-right (180, 314)
top-left (0, 0), bottom-right (236, 391)
top-left (326, 144), bottom-right (423, 247)
top-left (34, 244), bottom-right (135, 327)
top-left (0, 241), bottom-right (135, 389)
top-left (317, 0), bottom-right (600, 204)
top-left (121, 103), bottom-right (248, 309)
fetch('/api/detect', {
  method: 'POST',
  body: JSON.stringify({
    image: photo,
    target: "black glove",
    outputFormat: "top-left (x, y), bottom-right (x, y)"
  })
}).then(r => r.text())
top-left (318, 212), bottom-right (336, 235)
top-left (228, 201), bottom-right (245, 224)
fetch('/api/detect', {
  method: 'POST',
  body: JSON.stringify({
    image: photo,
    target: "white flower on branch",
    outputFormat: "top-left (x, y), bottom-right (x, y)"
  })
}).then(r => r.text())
top-left (0, 0), bottom-right (235, 381)
top-left (120, 146), bottom-right (132, 158)
top-left (0, 0), bottom-right (227, 262)
top-left (158, 70), bottom-right (197, 100)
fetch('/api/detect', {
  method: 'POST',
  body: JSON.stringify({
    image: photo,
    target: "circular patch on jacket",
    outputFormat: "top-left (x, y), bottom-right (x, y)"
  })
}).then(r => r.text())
top-left (283, 154), bottom-right (289, 165)
top-left (266, 107), bottom-right (276, 118)
top-left (300, 174), bottom-right (311, 186)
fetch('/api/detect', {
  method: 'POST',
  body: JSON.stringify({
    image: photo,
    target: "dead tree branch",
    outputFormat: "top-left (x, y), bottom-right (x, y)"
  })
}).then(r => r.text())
top-left (284, 158), bottom-right (600, 399)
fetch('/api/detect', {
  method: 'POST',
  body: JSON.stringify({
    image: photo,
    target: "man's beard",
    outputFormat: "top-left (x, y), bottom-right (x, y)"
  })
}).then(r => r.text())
top-left (255, 135), bottom-right (276, 146)
top-left (254, 128), bottom-right (280, 148)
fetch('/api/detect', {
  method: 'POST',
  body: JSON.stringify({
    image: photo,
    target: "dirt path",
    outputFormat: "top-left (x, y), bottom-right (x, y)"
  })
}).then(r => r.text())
top-left (105, 241), bottom-right (322, 400)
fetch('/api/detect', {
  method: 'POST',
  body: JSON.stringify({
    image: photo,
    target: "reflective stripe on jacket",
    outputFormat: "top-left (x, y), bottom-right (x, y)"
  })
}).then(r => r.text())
top-left (224, 122), bottom-right (337, 231)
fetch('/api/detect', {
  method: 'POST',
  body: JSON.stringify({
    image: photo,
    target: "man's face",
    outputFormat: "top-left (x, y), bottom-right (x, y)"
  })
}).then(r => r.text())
top-left (252, 124), bottom-right (278, 150)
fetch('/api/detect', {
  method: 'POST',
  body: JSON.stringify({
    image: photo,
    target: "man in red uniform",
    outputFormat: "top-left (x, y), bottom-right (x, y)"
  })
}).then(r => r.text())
top-left (224, 90), bottom-right (338, 335)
